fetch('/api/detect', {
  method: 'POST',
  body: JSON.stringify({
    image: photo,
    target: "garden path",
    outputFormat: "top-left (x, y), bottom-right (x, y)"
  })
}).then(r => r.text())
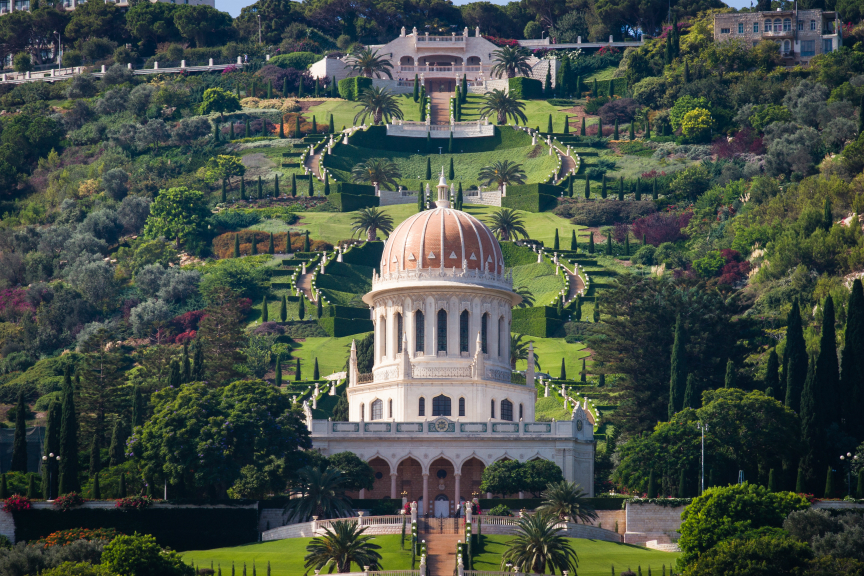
top-left (560, 261), bottom-right (586, 305)
top-left (554, 146), bottom-right (578, 185)
top-left (296, 272), bottom-right (318, 303)
top-left (429, 93), bottom-right (452, 125)
top-left (303, 149), bottom-right (324, 181)
top-left (424, 534), bottom-right (462, 576)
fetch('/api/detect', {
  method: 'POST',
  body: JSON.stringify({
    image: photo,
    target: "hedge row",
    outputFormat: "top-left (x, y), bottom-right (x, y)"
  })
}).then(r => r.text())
top-left (327, 192), bottom-right (380, 212)
top-left (502, 192), bottom-right (558, 213)
top-left (336, 182), bottom-right (376, 196)
top-left (338, 76), bottom-right (373, 101)
top-left (342, 241), bottom-right (384, 269)
top-left (322, 305), bottom-right (370, 320)
top-left (13, 508), bottom-right (258, 551)
top-left (348, 125), bottom-right (528, 154)
top-left (318, 317), bottom-right (374, 337)
top-left (508, 77), bottom-right (543, 99)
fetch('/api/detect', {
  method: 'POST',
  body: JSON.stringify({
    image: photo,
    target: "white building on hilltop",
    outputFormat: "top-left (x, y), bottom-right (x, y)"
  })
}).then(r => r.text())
top-left (308, 169), bottom-right (594, 517)
top-left (309, 27), bottom-right (555, 95)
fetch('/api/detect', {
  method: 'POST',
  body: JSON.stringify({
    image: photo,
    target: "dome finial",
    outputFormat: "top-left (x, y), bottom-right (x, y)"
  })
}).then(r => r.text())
top-left (435, 166), bottom-right (450, 208)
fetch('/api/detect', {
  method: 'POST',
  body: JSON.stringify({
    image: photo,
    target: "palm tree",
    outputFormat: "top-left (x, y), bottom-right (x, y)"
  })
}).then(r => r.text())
top-left (516, 286), bottom-right (535, 308)
top-left (510, 333), bottom-right (540, 370)
top-left (284, 466), bottom-right (354, 523)
top-left (479, 89), bottom-right (528, 125)
top-left (501, 512), bottom-right (578, 575)
top-left (479, 160), bottom-right (527, 189)
top-left (351, 158), bottom-right (402, 190)
top-left (347, 47), bottom-right (394, 79)
top-left (304, 520), bottom-right (382, 574)
top-left (490, 45), bottom-right (533, 79)
top-left (353, 86), bottom-right (403, 125)
top-left (487, 208), bottom-right (528, 241)
top-left (538, 481), bottom-right (599, 524)
top-left (351, 207), bottom-right (395, 241)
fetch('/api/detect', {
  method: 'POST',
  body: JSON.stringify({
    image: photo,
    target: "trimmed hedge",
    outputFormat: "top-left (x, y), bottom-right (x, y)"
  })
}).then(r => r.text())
top-left (322, 305), bottom-right (370, 320)
top-left (502, 191), bottom-right (558, 213)
top-left (512, 306), bottom-right (563, 338)
top-left (591, 78), bottom-right (628, 98)
top-left (13, 507), bottom-right (257, 551)
top-left (336, 182), bottom-right (376, 196)
top-left (342, 241), bottom-right (384, 269)
top-left (478, 497), bottom-right (628, 511)
top-left (347, 125), bottom-right (532, 154)
top-left (318, 317), bottom-right (374, 337)
top-left (338, 76), bottom-right (373, 101)
top-left (327, 192), bottom-right (380, 212)
top-left (508, 77), bottom-right (543, 99)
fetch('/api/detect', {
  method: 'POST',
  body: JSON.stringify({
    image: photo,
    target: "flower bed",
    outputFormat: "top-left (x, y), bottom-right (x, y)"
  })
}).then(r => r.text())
top-left (115, 495), bottom-right (154, 510)
top-left (36, 527), bottom-right (121, 548)
top-left (52, 493), bottom-right (86, 512)
top-left (2, 494), bottom-right (31, 513)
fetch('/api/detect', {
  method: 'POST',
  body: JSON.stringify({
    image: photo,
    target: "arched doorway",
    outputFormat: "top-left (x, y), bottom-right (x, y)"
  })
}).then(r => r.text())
top-left (434, 494), bottom-right (450, 517)
top-left (366, 457), bottom-right (391, 499)
top-left (429, 457), bottom-right (455, 516)
top-left (397, 457), bottom-right (423, 512)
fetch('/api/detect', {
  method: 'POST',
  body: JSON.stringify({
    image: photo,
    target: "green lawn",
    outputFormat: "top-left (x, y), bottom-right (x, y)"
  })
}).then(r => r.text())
top-left (472, 536), bottom-right (680, 576)
top-left (323, 144), bottom-right (558, 190)
top-left (182, 535), bottom-right (413, 576)
top-left (520, 100), bottom-right (579, 133)
top-left (289, 334), bottom-right (367, 378)
top-left (582, 65), bottom-right (620, 82)
top-left (182, 536), bottom-right (677, 576)
top-left (512, 260), bottom-right (564, 308)
top-left (291, 204), bottom-right (418, 245)
top-left (308, 95), bottom-right (425, 130)
top-left (514, 337), bottom-right (589, 379)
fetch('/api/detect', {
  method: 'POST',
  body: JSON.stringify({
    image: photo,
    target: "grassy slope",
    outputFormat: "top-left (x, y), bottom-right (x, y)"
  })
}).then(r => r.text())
top-left (324, 144), bottom-right (558, 189)
top-left (309, 94), bottom-right (424, 129)
top-left (473, 536), bottom-right (680, 576)
top-left (289, 334), bottom-right (368, 378)
top-left (582, 65), bottom-right (620, 82)
top-left (514, 338), bottom-right (589, 379)
top-left (182, 535), bottom-right (413, 576)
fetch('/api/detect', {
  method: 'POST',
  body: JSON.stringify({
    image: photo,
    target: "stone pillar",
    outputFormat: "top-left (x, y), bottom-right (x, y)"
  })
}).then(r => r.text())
top-left (375, 312), bottom-right (385, 365)
top-left (406, 306), bottom-right (416, 358)
top-left (359, 488), bottom-right (366, 499)
top-left (430, 304), bottom-right (438, 357)
top-left (454, 474), bottom-right (461, 510)
top-left (209, 58), bottom-right (214, 67)
top-left (386, 306), bottom-right (396, 361)
top-left (422, 474), bottom-right (430, 516)
top-left (391, 473), bottom-right (398, 500)
top-left (181, 60), bottom-right (186, 68)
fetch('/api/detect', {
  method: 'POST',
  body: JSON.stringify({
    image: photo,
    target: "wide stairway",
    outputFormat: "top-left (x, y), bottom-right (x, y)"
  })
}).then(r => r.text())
top-left (425, 534), bottom-right (462, 576)
top-left (429, 92), bottom-right (453, 125)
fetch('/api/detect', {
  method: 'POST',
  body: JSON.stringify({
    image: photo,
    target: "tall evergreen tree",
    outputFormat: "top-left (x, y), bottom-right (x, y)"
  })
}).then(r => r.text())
top-left (570, 230), bottom-right (577, 251)
top-left (92, 472), bottom-right (101, 500)
top-left (58, 367), bottom-right (80, 494)
top-left (683, 374), bottom-right (696, 409)
top-left (618, 178), bottom-right (624, 201)
top-left (815, 296), bottom-right (840, 423)
top-left (841, 279), bottom-right (864, 437)
top-left (298, 296), bottom-right (305, 320)
top-left (554, 229), bottom-right (560, 250)
top-left (724, 360), bottom-right (737, 389)
top-left (257, 176), bottom-right (263, 199)
top-left (824, 465), bottom-right (835, 498)
top-left (108, 419), bottom-right (124, 467)
top-left (308, 176), bottom-right (314, 197)
top-left (313, 358), bottom-right (320, 380)
top-left (785, 300), bottom-right (808, 412)
top-left (560, 358), bottom-right (566, 380)
top-left (425, 158), bottom-right (432, 179)
top-left (588, 231), bottom-right (594, 254)
top-left (295, 357), bottom-right (302, 381)
top-left (668, 316), bottom-right (686, 420)
top-left (261, 296), bottom-right (268, 323)
top-left (182, 342), bottom-right (191, 383)
top-left (768, 468), bottom-right (777, 492)
top-left (316, 297), bottom-right (323, 319)
top-left (800, 357), bottom-right (824, 491)
top-left (765, 348), bottom-right (781, 400)
top-left (613, 119), bottom-right (619, 140)
top-left (413, 74), bottom-right (420, 102)
top-left (584, 176), bottom-right (591, 199)
top-left (274, 175), bottom-right (280, 198)
top-left (275, 357), bottom-right (282, 387)
top-left (291, 173), bottom-right (297, 197)
top-left (580, 117), bottom-right (586, 136)
top-left (42, 400), bottom-right (61, 499)
top-left (268, 233), bottom-right (275, 255)
top-left (10, 388), bottom-right (27, 472)
top-left (221, 179), bottom-right (227, 203)
top-left (544, 66), bottom-right (552, 96)
top-left (89, 435), bottom-right (100, 477)
top-left (280, 295), bottom-right (287, 322)
top-left (581, 359), bottom-right (587, 382)
top-left (601, 174), bottom-right (607, 199)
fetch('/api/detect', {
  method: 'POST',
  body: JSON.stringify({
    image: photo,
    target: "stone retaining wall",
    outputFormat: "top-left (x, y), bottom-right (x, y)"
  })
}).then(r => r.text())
top-left (624, 503), bottom-right (686, 545)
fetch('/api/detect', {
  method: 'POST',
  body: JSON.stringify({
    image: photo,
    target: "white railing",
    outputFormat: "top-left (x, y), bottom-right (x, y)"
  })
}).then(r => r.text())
top-left (416, 35), bottom-right (466, 43)
top-left (397, 65), bottom-right (491, 75)
top-left (386, 121), bottom-right (495, 139)
top-left (362, 515), bottom-right (407, 525)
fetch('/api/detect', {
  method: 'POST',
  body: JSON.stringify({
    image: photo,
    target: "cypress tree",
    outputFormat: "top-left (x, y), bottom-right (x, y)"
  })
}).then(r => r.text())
top-left (257, 176), bottom-right (263, 199)
top-left (268, 233), bottom-right (275, 255)
top-left (278, 117), bottom-right (284, 138)
top-left (92, 472), bottom-right (101, 499)
top-left (554, 229), bottom-right (560, 250)
top-left (324, 175), bottom-right (331, 196)
top-left (547, 114), bottom-right (553, 134)
top-left (668, 316), bottom-right (686, 420)
top-left (275, 357), bottom-right (282, 387)
top-left (601, 174), bottom-right (607, 199)
top-left (597, 116), bottom-right (603, 137)
top-left (560, 358), bottom-right (566, 380)
top-left (0, 475), bottom-right (7, 499)
top-left (192, 343), bottom-right (204, 382)
top-left (59, 367), bottom-right (80, 494)
top-left (291, 174), bottom-right (297, 197)
top-left (584, 175), bottom-right (591, 199)
top-left (557, 297), bottom-right (563, 318)
top-left (816, 296), bottom-right (840, 423)
top-left (413, 75), bottom-right (420, 102)
top-left (308, 175), bottom-right (314, 197)
top-left (448, 157), bottom-right (454, 180)
top-left (304, 232), bottom-right (310, 252)
top-left (683, 60), bottom-right (690, 83)
top-left (580, 117), bottom-right (586, 136)
top-left (683, 374), bottom-right (696, 409)
top-left (132, 385), bottom-right (144, 428)
top-left (645, 121), bottom-right (651, 139)
top-left (230, 121), bottom-right (235, 140)
top-left (841, 279), bottom-right (864, 438)
top-left (823, 197), bottom-right (833, 230)
top-left (298, 78), bottom-right (304, 97)
top-left (294, 116), bottom-right (301, 138)
top-left (800, 357), bottom-right (824, 491)
top-left (624, 233), bottom-right (630, 256)
top-left (568, 176), bottom-right (573, 197)
top-left (618, 178), bottom-right (624, 201)
top-left (544, 66), bottom-right (552, 96)
top-left (594, 298), bottom-right (600, 323)
top-left (796, 466), bottom-right (806, 493)
top-left (613, 119), bottom-right (619, 140)
top-left (824, 465), bottom-right (835, 498)
top-left (286, 232), bottom-right (293, 254)
top-left (765, 348), bottom-right (781, 400)
top-left (233, 234), bottom-right (240, 258)
top-left (724, 359), bottom-right (736, 389)
top-left (295, 358), bottom-right (302, 381)
top-left (42, 400), bottom-right (61, 499)
top-left (652, 177), bottom-right (657, 200)
top-left (280, 295), bottom-right (287, 322)
top-left (261, 296), bottom-right (268, 322)
top-left (592, 78), bottom-right (597, 97)
top-left (418, 186), bottom-right (425, 212)
top-left (221, 179), bottom-right (227, 203)
top-left (274, 174), bottom-right (280, 197)
top-left (588, 231), bottom-right (595, 254)
top-left (298, 296), bottom-right (305, 321)
top-left (251, 234), bottom-right (258, 255)
top-left (316, 297), bottom-right (323, 319)
top-left (425, 158), bottom-right (431, 180)
top-left (581, 359), bottom-right (587, 383)
top-left (606, 231), bottom-right (612, 255)
top-left (629, 122), bottom-right (635, 141)
top-left (267, 79), bottom-right (272, 99)
top-left (564, 116), bottom-right (569, 135)
top-left (608, 80), bottom-right (614, 98)
top-left (571, 230), bottom-right (577, 251)
top-left (109, 420), bottom-right (124, 467)
top-left (10, 388), bottom-right (27, 472)
top-left (214, 122), bottom-right (220, 142)
top-left (313, 358), bottom-right (320, 380)
top-left (575, 296), bottom-right (582, 321)
top-left (311, 115), bottom-right (317, 134)
top-left (26, 474), bottom-right (34, 499)
top-left (329, 115), bottom-right (335, 134)
top-left (575, 75), bottom-right (582, 96)
top-left (89, 435), bottom-right (100, 477)
top-left (647, 471), bottom-right (657, 498)
top-left (456, 183), bottom-right (463, 210)
top-left (635, 178), bottom-right (642, 201)
top-left (245, 119), bottom-right (250, 138)
top-left (767, 468), bottom-right (777, 492)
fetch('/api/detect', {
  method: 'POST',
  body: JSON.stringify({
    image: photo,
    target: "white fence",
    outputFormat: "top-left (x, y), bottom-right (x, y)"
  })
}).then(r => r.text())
top-left (386, 121), bottom-right (495, 138)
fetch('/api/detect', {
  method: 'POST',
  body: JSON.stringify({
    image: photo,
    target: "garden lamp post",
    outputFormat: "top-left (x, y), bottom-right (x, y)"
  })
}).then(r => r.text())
top-left (42, 453), bottom-right (60, 500)
top-left (696, 422), bottom-right (708, 494)
top-left (839, 452), bottom-right (859, 497)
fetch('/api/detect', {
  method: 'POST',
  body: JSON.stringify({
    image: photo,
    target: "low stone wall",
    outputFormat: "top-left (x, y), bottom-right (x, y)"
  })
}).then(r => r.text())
top-left (586, 509), bottom-right (626, 534)
top-left (623, 503), bottom-right (686, 545)
top-left (259, 508), bottom-right (288, 532)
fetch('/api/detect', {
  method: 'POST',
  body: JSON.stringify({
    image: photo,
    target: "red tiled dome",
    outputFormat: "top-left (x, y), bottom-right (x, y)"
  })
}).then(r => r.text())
top-left (381, 207), bottom-right (504, 276)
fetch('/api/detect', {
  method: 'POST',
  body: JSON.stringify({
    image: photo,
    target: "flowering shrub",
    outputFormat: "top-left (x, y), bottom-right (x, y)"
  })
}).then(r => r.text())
top-left (2, 494), bottom-right (31, 513)
top-left (115, 495), bottom-right (154, 510)
top-left (174, 330), bottom-right (196, 345)
top-left (482, 36), bottom-right (520, 47)
top-left (630, 211), bottom-right (693, 246)
top-left (52, 492), bottom-right (86, 512)
top-left (221, 65), bottom-right (239, 75)
top-left (37, 528), bottom-right (121, 548)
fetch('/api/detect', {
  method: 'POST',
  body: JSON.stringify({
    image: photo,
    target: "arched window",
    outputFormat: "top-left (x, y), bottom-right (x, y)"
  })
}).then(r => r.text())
top-left (360, 403), bottom-right (365, 420)
top-left (459, 310), bottom-right (469, 353)
top-left (519, 403), bottom-right (523, 420)
top-left (415, 310), bottom-right (425, 353)
top-left (419, 397), bottom-right (426, 417)
top-left (396, 312), bottom-right (403, 353)
top-left (371, 399), bottom-right (383, 420)
top-left (773, 18), bottom-right (781, 32)
top-left (432, 395), bottom-right (451, 416)
top-left (501, 399), bottom-right (513, 422)
top-left (389, 398), bottom-right (393, 418)
top-left (380, 315), bottom-right (387, 359)
top-left (490, 399), bottom-right (495, 419)
top-left (481, 313), bottom-right (489, 354)
top-left (437, 309), bottom-right (447, 352)
top-left (497, 316), bottom-right (504, 357)
top-left (459, 397), bottom-right (465, 417)
top-left (765, 19), bottom-right (772, 32)
top-left (783, 18), bottom-right (791, 31)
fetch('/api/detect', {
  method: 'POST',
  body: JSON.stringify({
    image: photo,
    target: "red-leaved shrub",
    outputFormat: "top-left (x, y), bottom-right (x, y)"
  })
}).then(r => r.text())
top-left (630, 211), bottom-right (693, 246)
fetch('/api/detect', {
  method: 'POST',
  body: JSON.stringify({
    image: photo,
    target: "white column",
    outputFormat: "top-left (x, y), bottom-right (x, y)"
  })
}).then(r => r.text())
top-left (386, 306), bottom-right (396, 361)
top-left (391, 473), bottom-right (398, 500)
top-left (429, 306), bottom-right (437, 356)
top-left (374, 314), bottom-right (384, 366)
top-left (454, 474), bottom-right (461, 511)
top-left (491, 312), bottom-right (500, 362)
top-left (407, 307), bottom-right (416, 357)
top-left (448, 305), bottom-right (458, 357)
top-left (423, 473), bottom-right (430, 515)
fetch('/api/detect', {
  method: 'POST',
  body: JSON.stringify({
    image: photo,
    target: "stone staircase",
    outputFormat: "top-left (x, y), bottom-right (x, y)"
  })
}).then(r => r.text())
top-left (424, 534), bottom-right (462, 576)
